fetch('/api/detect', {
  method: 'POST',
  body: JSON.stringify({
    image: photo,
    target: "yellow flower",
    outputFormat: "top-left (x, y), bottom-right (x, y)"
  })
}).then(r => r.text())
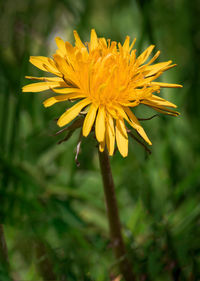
top-left (22, 29), bottom-right (182, 157)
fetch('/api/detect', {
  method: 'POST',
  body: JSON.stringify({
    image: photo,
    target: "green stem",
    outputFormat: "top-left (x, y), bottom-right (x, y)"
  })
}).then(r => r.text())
top-left (98, 149), bottom-right (135, 281)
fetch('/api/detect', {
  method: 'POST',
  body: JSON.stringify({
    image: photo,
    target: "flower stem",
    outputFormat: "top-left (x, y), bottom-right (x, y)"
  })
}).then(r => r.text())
top-left (98, 149), bottom-right (135, 281)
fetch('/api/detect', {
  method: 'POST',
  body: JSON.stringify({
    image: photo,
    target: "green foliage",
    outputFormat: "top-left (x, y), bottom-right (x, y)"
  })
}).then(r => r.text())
top-left (0, 0), bottom-right (200, 280)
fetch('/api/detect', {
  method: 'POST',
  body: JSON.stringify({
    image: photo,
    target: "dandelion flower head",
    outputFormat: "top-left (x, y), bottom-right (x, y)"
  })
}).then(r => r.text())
top-left (22, 29), bottom-right (182, 157)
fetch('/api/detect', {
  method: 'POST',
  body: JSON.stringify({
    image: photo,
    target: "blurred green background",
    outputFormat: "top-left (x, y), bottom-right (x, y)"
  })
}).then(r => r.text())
top-left (0, 0), bottom-right (200, 280)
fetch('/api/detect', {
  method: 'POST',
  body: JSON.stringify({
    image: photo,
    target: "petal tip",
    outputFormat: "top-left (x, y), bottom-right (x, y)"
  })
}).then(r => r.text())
top-left (57, 119), bottom-right (63, 127)
top-left (73, 30), bottom-right (78, 37)
top-left (121, 151), bottom-right (128, 157)
top-left (22, 85), bottom-right (29, 92)
top-left (43, 101), bottom-right (49, 108)
top-left (82, 130), bottom-right (89, 137)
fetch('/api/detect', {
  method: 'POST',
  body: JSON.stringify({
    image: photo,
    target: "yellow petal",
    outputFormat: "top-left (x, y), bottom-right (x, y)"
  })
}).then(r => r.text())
top-left (55, 37), bottom-right (67, 57)
top-left (106, 106), bottom-right (118, 119)
top-left (151, 107), bottom-right (179, 116)
top-left (90, 29), bottom-right (98, 51)
top-left (52, 87), bottom-right (82, 94)
top-left (144, 61), bottom-right (172, 77)
top-left (53, 54), bottom-right (77, 85)
top-left (157, 64), bottom-right (177, 74)
top-left (137, 45), bottom-right (155, 65)
top-left (119, 101), bottom-right (139, 107)
top-left (150, 82), bottom-right (183, 88)
top-left (146, 50), bottom-right (160, 65)
top-left (142, 100), bottom-right (180, 116)
top-left (95, 105), bottom-right (106, 142)
top-left (129, 38), bottom-right (136, 51)
top-left (150, 95), bottom-right (177, 108)
top-left (124, 107), bottom-right (152, 145)
top-left (106, 113), bottom-right (115, 156)
top-left (22, 81), bottom-right (66, 92)
top-left (99, 38), bottom-right (107, 48)
top-left (57, 98), bottom-right (91, 127)
top-left (99, 139), bottom-right (105, 152)
top-left (65, 42), bottom-right (74, 54)
top-left (82, 103), bottom-right (98, 137)
top-left (113, 105), bottom-right (128, 120)
top-left (43, 93), bottom-right (83, 107)
top-left (151, 107), bottom-right (180, 116)
top-left (65, 42), bottom-right (76, 64)
top-left (25, 76), bottom-right (64, 82)
top-left (53, 54), bottom-right (71, 74)
top-left (29, 56), bottom-right (60, 75)
top-left (135, 72), bottom-right (162, 87)
top-left (73, 30), bottom-right (87, 49)
top-left (123, 36), bottom-right (130, 52)
top-left (116, 119), bottom-right (128, 157)
top-left (43, 95), bottom-right (70, 107)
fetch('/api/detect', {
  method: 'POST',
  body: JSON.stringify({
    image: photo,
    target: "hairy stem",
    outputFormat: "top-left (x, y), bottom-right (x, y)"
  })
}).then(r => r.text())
top-left (98, 149), bottom-right (135, 281)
